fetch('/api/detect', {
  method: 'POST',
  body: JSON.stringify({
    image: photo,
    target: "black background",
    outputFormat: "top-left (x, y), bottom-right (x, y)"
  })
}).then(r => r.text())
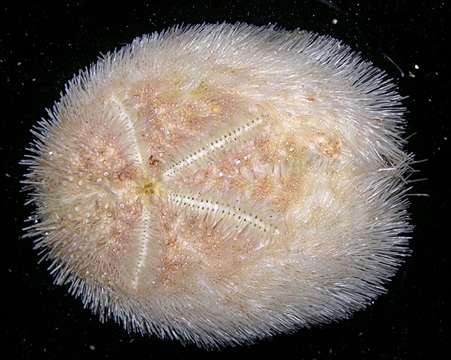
top-left (1, 1), bottom-right (449, 359)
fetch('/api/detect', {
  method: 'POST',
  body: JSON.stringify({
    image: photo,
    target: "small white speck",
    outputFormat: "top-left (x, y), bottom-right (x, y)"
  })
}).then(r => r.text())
top-left (332, 18), bottom-right (338, 25)
top-left (235, 159), bottom-right (241, 165)
top-left (17, 61), bottom-right (22, 66)
top-left (444, 136), bottom-right (448, 141)
top-left (414, 64), bottom-right (420, 70)
top-left (218, 171), bottom-right (224, 177)
top-left (89, 345), bottom-right (95, 351)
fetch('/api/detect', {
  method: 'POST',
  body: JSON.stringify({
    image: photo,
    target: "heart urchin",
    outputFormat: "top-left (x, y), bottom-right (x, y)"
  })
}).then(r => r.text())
top-left (22, 23), bottom-right (412, 347)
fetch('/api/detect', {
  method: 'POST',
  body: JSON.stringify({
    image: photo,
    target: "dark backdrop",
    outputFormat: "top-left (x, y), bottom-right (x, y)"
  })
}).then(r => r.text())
top-left (1, 1), bottom-right (449, 359)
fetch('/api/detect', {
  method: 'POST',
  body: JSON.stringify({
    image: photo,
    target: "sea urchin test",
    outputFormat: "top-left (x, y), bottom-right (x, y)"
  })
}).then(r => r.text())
top-left (23, 23), bottom-right (412, 346)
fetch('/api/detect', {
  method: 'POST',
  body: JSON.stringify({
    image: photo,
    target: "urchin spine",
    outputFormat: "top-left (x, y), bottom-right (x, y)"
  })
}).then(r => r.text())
top-left (21, 23), bottom-right (412, 348)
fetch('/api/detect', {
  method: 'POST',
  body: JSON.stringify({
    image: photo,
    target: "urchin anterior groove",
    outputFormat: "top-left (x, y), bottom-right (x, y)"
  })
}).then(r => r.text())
top-left (22, 23), bottom-right (412, 347)
top-left (109, 95), bottom-right (146, 167)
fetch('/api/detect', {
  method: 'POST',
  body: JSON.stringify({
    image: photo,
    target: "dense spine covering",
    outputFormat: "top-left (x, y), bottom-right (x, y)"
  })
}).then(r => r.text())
top-left (22, 23), bottom-right (413, 347)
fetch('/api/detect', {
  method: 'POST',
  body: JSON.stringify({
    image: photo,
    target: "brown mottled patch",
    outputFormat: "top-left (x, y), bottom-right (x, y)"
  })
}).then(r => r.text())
top-left (252, 175), bottom-right (273, 200)
top-left (116, 163), bottom-right (137, 182)
top-left (148, 154), bottom-right (160, 167)
top-left (158, 255), bottom-right (185, 286)
top-left (272, 174), bottom-right (303, 212)
top-left (66, 128), bottom-right (138, 187)
top-left (229, 175), bottom-right (247, 192)
top-left (254, 136), bottom-right (271, 153)
top-left (315, 132), bottom-right (342, 158)
top-left (217, 158), bottom-right (238, 177)
top-left (255, 135), bottom-right (278, 163)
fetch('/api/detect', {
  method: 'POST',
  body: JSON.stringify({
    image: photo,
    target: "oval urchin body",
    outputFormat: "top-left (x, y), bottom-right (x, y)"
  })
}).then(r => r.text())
top-left (23, 23), bottom-right (412, 347)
